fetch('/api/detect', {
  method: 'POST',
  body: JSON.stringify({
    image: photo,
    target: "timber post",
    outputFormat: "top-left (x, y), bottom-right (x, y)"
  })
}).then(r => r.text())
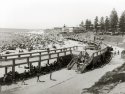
top-left (5, 67), bottom-right (7, 75)
top-left (64, 51), bottom-right (66, 56)
top-left (12, 59), bottom-right (15, 79)
top-left (38, 52), bottom-right (41, 69)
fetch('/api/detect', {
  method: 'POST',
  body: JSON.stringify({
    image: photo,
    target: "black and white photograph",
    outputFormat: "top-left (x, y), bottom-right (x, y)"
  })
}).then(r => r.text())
top-left (0, 0), bottom-right (125, 94)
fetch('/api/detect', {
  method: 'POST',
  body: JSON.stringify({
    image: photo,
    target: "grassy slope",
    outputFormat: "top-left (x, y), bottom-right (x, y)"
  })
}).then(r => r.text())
top-left (82, 63), bottom-right (125, 94)
top-left (100, 35), bottom-right (125, 48)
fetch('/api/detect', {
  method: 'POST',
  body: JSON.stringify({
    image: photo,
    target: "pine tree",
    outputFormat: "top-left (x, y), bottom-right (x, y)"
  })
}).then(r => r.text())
top-left (85, 19), bottom-right (89, 30)
top-left (100, 17), bottom-right (105, 32)
top-left (109, 8), bottom-right (118, 33)
top-left (94, 16), bottom-right (99, 33)
top-left (105, 16), bottom-right (110, 32)
top-left (79, 21), bottom-right (84, 27)
top-left (119, 11), bottom-right (125, 36)
top-left (85, 19), bottom-right (91, 30)
top-left (88, 20), bottom-right (92, 30)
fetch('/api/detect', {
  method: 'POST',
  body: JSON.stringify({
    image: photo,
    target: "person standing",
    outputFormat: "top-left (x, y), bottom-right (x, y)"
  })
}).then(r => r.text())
top-left (21, 77), bottom-right (26, 85)
top-left (50, 71), bottom-right (52, 80)
top-left (48, 63), bottom-right (53, 80)
top-left (37, 72), bottom-right (41, 82)
top-left (3, 74), bottom-right (7, 84)
top-left (47, 62), bottom-right (57, 81)
top-left (21, 70), bottom-right (26, 85)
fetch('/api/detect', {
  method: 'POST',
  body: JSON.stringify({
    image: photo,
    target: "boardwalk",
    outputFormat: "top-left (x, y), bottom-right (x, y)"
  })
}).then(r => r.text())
top-left (1, 46), bottom-right (124, 94)
top-left (0, 40), bottom-right (83, 77)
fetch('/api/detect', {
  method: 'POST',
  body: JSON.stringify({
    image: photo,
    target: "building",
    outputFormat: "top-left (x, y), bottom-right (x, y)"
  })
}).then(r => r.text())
top-left (62, 24), bottom-right (85, 33)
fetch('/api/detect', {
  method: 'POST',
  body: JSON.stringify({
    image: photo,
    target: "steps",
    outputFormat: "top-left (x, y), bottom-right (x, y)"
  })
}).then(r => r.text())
top-left (67, 56), bottom-right (78, 70)
top-left (80, 54), bottom-right (94, 73)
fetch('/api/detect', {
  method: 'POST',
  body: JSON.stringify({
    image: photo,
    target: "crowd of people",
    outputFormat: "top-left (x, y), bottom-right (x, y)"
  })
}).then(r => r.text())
top-left (0, 31), bottom-right (64, 54)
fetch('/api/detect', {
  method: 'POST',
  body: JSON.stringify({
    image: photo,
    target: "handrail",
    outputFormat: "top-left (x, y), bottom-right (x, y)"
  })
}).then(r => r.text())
top-left (71, 37), bottom-right (108, 56)
top-left (0, 38), bottom-right (110, 79)
top-left (0, 46), bottom-right (77, 60)
top-left (0, 49), bottom-right (72, 61)
top-left (66, 38), bottom-right (109, 73)
top-left (80, 47), bottom-right (108, 73)
top-left (80, 53), bottom-right (94, 73)
top-left (1, 46), bottom-right (74, 56)
top-left (67, 56), bottom-right (78, 70)
top-left (0, 49), bottom-right (73, 68)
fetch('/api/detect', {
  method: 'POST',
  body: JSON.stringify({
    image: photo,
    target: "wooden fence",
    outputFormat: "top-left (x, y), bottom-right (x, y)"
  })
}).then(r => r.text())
top-left (0, 46), bottom-right (78, 78)
top-left (0, 39), bottom-right (108, 78)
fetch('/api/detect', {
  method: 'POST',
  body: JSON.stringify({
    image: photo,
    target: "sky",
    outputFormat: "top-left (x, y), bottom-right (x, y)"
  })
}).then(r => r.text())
top-left (0, 0), bottom-right (125, 29)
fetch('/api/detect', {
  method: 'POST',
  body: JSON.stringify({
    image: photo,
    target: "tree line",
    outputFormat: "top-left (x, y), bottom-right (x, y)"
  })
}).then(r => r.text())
top-left (82, 8), bottom-right (125, 35)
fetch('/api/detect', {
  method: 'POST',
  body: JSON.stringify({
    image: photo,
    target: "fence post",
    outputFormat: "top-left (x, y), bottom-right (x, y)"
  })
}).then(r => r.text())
top-left (49, 54), bottom-right (51, 59)
top-left (27, 57), bottom-right (32, 71)
top-left (76, 46), bottom-right (78, 50)
top-left (69, 47), bottom-right (71, 51)
top-left (60, 49), bottom-right (62, 52)
top-left (0, 84), bottom-right (1, 92)
top-left (47, 54), bottom-right (51, 64)
top-left (27, 57), bottom-right (29, 67)
top-left (57, 53), bottom-right (59, 58)
top-left (18, 54), bottom-right (20, 58)
top-left (65, 48), bottom-right (67, 51)
top-left (30, 53), bottom-right (32, 57)
top-left (47, 48), bottom-right (50, 54)
top-left (47, 60), bottom-right (49, 64)
top-left (70, 50), bottom-right (72, 54)
top-left (5, 67), bottom-right (7, 75)
top-left (38, 52), bottom-right (41, 69)
top-left (96, 52), bottom-right (98, 56)
top-left (5, 56), bottom-right (7, 60)
top-left (55, 50), bottom-right (56, 53)
top-left (64, 51), bottom-right (66, 56)
top-left (12, 59), bottom-right (15, 79)
top-left (93, 53), bottom-right (95, 57)
top-left (100, 51), bottom-right (101, 55)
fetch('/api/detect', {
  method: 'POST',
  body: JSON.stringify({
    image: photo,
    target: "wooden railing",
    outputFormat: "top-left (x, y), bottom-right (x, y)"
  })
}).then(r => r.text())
top-left (66, 38), bottom-right (108, 72)
top-left (0, 37), bottom-right (108, 78)
top-left (0, 46), bottom-right (78, 78)
top-left (80, 53), bottom-right (94, 73)
top-left (0, 46), bottom-right (77, 60)
top-left (80, 47), bottom-right (108, 73)
top-left (67, 56), bottom-right (78, 70)
top-left (93, 47), bottom-right (107, 57)
top-left (0, 46), bottom-right (78, 67)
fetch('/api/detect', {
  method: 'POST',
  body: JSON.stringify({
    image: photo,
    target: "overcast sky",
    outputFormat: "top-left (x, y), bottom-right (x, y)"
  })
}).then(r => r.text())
top-left (0, 0), bottom-right (125, 29)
